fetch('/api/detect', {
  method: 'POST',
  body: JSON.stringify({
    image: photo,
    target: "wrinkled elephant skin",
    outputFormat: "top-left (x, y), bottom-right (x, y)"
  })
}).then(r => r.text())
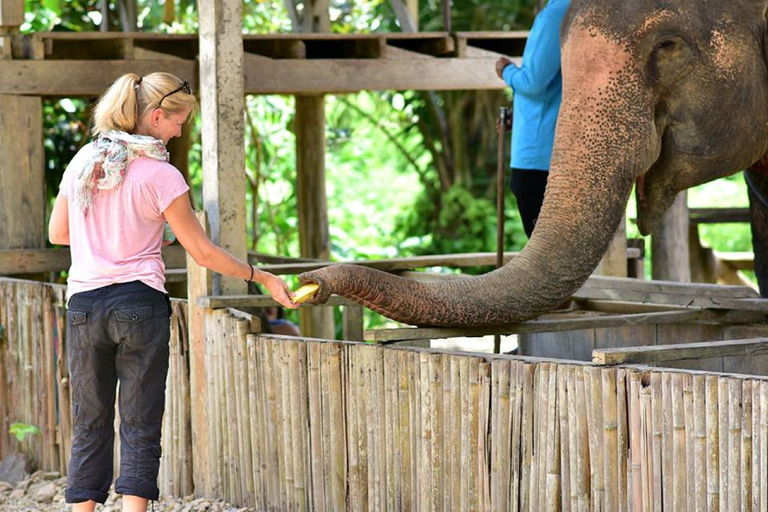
top-left (300, 0), bottom-right (768, 327)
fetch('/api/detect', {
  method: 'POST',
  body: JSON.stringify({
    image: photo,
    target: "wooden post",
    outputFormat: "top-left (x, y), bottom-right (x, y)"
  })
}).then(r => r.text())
top-left (187, 212), bottom-right (212, 497)
top-left (296, 95), bottom-right (335, 339)
top-left (596, 214), bottom-right (628, 277)
top-left (300, 0), bottom-right (330, 32)
top-left (0, 95), bottom-right (44, 252)
top-left (652, 191), bottom-right (691, 282)
top-left (0, 0), bottom-right (23, 26)
top-left (198, 0), bottom-right (247, 295)
top-left (0, 0), bottom-right (22, 57)
top-left (390, 0), bottom-right (419, 31)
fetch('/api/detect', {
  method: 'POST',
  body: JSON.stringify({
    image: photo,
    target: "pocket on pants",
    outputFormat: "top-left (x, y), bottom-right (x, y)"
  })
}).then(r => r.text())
top-left (113, 304), bottom-right (168, 351)
top-left (67, 310), bottom-right (88, 326)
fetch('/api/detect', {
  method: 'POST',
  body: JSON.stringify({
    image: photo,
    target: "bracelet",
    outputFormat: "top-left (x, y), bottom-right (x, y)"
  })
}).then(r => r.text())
top-left (245, 263), bottom-right (254, 284)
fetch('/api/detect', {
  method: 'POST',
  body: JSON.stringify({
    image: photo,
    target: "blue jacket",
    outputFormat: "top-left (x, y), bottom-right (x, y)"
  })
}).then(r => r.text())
top-left (502, 0), bottom-right (570, 170)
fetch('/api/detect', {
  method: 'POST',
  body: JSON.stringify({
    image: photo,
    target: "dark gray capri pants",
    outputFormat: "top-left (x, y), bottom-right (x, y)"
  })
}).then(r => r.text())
top-left (65, 280), bottom-right (171, 504)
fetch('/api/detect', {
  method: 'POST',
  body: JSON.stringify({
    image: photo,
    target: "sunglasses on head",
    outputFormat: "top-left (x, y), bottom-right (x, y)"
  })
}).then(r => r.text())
top-left (157, 79), bottom-right (192, 108)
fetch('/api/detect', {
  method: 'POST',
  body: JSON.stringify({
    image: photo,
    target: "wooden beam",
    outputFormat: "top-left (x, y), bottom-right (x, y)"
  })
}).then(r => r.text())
top-left (0, 95), bottom-right (44, 251)
top-left (362, 309), bottom-right (759, 343)
top-left (199, 0), bottom-right (247, 295)
top-left (592, 338), bottom-right (768, 366)
top-left (243, 38), bottom-right (306, 59)
top-left (257, 251), bottom-right (524, 274)
top-left (0, 60), bottom-right (196, 96)
top-left (689, 207), bottom-right (750, 225)
top-left (580, 274), bottom-right (758, 298)
top-left (0, 246), bottom-right (187, 274)
top-left (454, 31), bottom-right (528, 58)
top-left (197, 294), bottom-right (355, 309)
top-left (0, 0), bottom-right (23, 27)
top-left (244, 58), bottom-right (506, 94)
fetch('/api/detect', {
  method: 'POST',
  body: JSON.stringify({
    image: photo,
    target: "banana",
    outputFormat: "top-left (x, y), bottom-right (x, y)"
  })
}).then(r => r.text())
top-left (292, 283), bottom-right (320, 304)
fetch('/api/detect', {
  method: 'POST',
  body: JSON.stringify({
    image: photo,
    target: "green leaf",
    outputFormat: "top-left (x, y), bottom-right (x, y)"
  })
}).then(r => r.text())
top-left (9, 423), bottom-right (41, 443)
top-left (41, 0), bottom-right (60, 15)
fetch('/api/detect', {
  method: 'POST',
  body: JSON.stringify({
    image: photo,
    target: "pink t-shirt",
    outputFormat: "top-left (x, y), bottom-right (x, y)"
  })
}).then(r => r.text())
top-left (60, 143), bottom-right (189, 299)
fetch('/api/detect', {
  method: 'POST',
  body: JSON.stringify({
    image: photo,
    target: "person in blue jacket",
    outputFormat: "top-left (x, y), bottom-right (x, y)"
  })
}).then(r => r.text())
top-left (495, 0), bottom-right (571, 238)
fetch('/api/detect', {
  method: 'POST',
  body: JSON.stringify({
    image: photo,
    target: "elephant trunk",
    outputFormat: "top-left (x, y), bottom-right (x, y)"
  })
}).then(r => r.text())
top-left (300, 27), bottom-right (658, 327)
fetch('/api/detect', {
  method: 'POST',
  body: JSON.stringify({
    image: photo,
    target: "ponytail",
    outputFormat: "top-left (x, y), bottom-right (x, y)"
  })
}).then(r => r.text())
top-left (92, 74), bottom-right (142, 135)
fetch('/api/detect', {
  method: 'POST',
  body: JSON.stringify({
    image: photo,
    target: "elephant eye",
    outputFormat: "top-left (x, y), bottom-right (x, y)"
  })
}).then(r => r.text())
top-left (648, 35), bottom-right (694, 84)
top-left (655, 39), bottom-right (676, 51)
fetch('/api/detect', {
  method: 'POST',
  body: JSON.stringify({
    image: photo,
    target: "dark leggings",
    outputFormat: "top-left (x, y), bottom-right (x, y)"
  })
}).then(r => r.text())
top-left (65, 281), bottom-right (171, 504)
top-left (510, 167), bottom-right (549, 238)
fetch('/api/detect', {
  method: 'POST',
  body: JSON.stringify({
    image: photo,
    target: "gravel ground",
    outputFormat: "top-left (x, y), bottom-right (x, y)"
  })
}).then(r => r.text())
top-left (0, 471), bottom-right (252, 512)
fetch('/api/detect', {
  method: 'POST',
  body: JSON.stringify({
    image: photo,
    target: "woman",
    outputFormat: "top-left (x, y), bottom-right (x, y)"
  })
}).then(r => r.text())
top-left (48, 72), bottom-right (297, 512)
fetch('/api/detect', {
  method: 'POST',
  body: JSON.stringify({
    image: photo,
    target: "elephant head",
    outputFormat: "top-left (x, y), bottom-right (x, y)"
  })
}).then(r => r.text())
top-left (299, 0), bottom-right (768, 327)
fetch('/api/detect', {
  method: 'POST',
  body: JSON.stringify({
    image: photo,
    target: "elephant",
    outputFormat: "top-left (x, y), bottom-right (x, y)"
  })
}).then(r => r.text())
top-left (298, 0), bottom-right (768, 327)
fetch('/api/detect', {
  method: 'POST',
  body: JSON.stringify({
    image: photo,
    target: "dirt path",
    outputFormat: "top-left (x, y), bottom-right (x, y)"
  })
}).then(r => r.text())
top-left (0, 471), bottom-right (251, 512)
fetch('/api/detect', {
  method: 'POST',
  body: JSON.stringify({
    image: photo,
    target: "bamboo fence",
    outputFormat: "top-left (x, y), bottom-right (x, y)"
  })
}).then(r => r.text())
top-left (3, 278), bottom-right (768, 509)
top-left (0, 278), bottom-right (69, 476)
top-left (0, 278), bottom-right (192, 497)
top-left (189, 305), bottom-right (768, 510)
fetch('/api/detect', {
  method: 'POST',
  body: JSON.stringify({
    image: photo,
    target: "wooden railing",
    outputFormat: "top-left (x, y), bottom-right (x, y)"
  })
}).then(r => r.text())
top-left (4, 276), bottom-right (768, 509)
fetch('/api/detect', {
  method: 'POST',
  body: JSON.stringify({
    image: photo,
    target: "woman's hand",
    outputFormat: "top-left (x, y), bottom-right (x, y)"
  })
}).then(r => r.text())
top-left (259, 271), bottom-right (299, 309)
top-left (495, 57), bottom-right (513, 79)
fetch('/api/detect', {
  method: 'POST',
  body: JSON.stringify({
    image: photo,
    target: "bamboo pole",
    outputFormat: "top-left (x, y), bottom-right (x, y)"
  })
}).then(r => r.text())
top-left (262, 337), bottom-right (281, 506)
top-left (383, 349), bottom-right (398, 512)
top-left (558, 365), bottom-right (571, 512)
top-left (602, 368), bottom-right (618, 510)
top-left (628, 371), bottom-right (643, 510)
top-left (650, 372), bottom-right (662, 511)
top-left (346, 346), bottom-right (362, 510)
top-left (639, 375), bottom-right (653, 510)
top-left (239, 321), bottom-right (255, 506)
top-left (617, 369), bottom-right (629, 512)
top-left (671, 373), bottom-right (687, 509)
top-left (491, 360), bottom-right (510, 510)
top-left (326, 342), bottom-right (346, 511)
top-left (430, 353), bottom-right (444, 511)
top-left (728, 378), bottom-right (742, 511)
top-left (760, 382), bottom-right (768, 512)
top-left (468, 358), bottom-right (481, 511)
top-left (519, 362), bottom-right (535, 511)
top-left (719, 376), bottom-right (730, 509)
top-left (683, 374), bottom-right (695, 509)
top-left (246, 335), bottom-right (265, 512)
top-left (692, 375), bottom-right (707, 510)
top-left (278, 339), bottom-right (295, 508)
top-left (706, 375), bottom-right (720, 511)
top-left (545, 364), bottom-right (561, 510)
top-left (588, 367), bottom-right (605, 507)
top-left (742, 380), bottom-right (753, 510)
top-left (307, 342), bottom-right (325, 512)
top-left (752, 380), bottom-right (761, 512)
top-left (661, 373), bottom-right (673, 510)
top-left (534, 362), bottom-right (547, 503)
top-left (441, 354), bottom-right (454, 512)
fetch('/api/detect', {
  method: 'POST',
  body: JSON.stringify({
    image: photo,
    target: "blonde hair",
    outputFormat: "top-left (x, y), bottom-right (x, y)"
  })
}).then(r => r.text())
top-left (92, 72), bottom-right (198, 136)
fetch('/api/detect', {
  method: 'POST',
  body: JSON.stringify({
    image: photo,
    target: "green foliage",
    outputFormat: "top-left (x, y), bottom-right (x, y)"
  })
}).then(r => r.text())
top-left (9, 423), bottom-right (41, 443)
top-left (42, 99), bottom-right (91, 204)
top-left (394, 184), bottom-right (527, 273)
top-left (420, 0), bottom-right (536, 31)
top-left (243, 1), bottom-right (292, 33)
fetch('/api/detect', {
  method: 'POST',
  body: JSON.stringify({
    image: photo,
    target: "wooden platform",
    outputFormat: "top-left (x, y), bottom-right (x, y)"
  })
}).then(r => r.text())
top-left (0, 31), bottom-right (528, 96)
